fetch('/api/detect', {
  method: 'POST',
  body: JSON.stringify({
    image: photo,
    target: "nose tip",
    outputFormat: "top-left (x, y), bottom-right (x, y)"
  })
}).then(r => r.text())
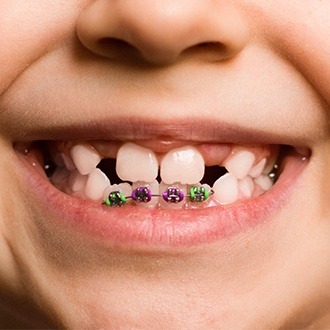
top-left (77, 0), bottom-right (249, 65)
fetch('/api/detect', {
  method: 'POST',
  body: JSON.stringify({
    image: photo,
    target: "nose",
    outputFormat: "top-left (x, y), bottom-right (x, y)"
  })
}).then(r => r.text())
top-left (77, 0), bottom-right (249, 65)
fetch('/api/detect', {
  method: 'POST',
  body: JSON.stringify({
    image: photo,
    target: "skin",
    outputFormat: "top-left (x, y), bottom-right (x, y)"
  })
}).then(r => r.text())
top-left (0, 0), bottom-right (330, 328)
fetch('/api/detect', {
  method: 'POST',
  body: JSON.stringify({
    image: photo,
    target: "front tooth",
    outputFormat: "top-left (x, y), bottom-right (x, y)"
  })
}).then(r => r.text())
top-left (70, 144), bottom-right (101, 175)
top-left (116, 143), bottom-right (158, 182)
top-left (84, 168), bottom-right (110, 201)
top-left (223, 148), bottom-right (256, 179)
top-left (160, 146), bottom-right (204, 184)
top-left (213, 173), bottom-right (239, 205)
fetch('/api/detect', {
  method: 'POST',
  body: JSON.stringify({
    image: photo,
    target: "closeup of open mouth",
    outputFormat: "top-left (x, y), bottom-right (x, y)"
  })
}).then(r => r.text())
top-left (13, 121), bottom-right (311, 249)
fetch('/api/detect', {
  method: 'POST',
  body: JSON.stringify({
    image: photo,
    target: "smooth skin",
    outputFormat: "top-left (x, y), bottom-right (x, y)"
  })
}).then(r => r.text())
top-left (0, 0), bottom-right (329, 328)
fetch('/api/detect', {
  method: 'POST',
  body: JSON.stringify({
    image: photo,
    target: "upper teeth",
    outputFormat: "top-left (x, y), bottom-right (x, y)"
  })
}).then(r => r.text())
top-left (70, 144), bottom-right (102, 175)
top-left (116, 142), bottom-right (159, 182)
top-left (223, 148), bottom-right (256, 179)
top-left (160, 146), bottom-right (205, 184)
top-left (52, 141), bottom-right (276, 207)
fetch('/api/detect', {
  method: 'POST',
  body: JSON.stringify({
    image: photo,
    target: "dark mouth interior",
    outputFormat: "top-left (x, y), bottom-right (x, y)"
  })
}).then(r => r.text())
top-left (36, 141), bottom-right (287, 186)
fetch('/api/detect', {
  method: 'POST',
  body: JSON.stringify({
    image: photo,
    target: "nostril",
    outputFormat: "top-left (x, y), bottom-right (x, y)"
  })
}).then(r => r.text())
top-left (98, 38), bottom-right (140, 59)
top-left (184, 41), bottom-right (229, 61)
top-left (195, 41), bottom-right (223, 49)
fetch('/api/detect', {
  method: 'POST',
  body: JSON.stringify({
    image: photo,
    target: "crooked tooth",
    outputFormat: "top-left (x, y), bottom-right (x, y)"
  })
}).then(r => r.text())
top-left (213, 173), bottom-right (239, 205)
top-left (238, 176), bottom-right (254, 198)
top-left (254, 175), bottom-right (273, 191)
top-left (85, 169), bottom-right (110, 201)
top-left (70, 144), bottom-right (101, 175)
top-left (223, 148), bottom-right (256, 179)
top-left (249, 158), bottom-right (267, 178)
top-left (116, 143), bottom-right (158, 182)
top-left (160, 146), bottom-right (204, 184)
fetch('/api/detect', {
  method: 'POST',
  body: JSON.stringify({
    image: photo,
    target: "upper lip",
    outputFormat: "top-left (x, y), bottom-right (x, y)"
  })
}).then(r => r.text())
top-left (16, 117), bottom-right (308, 148)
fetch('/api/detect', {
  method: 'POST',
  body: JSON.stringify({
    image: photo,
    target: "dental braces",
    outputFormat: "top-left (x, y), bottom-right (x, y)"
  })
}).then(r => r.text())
top-left (104, 185), bottom-right (214, 207)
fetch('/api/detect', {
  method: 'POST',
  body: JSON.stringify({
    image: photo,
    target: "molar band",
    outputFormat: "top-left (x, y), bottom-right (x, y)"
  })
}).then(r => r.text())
top-left (103, 185), bottom-right (214, 207)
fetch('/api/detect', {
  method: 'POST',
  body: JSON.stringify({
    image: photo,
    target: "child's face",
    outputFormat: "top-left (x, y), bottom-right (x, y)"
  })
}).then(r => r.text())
top-left (0, 1), bottom-right (329, 328)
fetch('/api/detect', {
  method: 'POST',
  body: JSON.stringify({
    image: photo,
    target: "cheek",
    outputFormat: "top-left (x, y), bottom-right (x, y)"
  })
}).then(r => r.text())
top-left (0, 0), bottom-right (82, 95)
top-left (246, 0), bottom-right (330, 106)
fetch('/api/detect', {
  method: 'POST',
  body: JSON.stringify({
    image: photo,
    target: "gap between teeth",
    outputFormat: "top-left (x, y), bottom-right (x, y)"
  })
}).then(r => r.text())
top-left (51, 142), bottom-right (276, 207)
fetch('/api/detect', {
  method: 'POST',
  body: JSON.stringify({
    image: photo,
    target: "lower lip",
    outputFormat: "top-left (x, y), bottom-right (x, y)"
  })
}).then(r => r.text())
top-left (15, 150), bottom-right (307, 251)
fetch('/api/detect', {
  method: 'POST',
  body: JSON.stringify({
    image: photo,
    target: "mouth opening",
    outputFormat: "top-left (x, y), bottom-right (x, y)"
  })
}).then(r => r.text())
top-left (16, 140), bottom-right (309, 210)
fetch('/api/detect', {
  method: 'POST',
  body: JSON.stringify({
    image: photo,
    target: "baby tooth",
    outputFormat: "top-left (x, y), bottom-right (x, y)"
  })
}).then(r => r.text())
top-left (69, 171), bottom-right (88, 193)
top-left (238, 176), bottom-right (254, 198)
top-left (254, 175), bottom-right (273, 191)
top-left (116, 143), bottom-right (158, 182)
top-left (213, 173), bottom-right (239, 205)
top-left (70, 144), bottom-right (101, 175)
top-left (249, 158), bottom-right (267, 178)
top-left (85, 169), bottom-right (110, 201)
top-left (160, 146), bottom-right (204, 184)
top-left (224, 149), bottom-right (256, 179)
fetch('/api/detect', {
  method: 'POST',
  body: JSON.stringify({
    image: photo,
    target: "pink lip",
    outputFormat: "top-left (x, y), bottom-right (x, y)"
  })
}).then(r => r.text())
top-left (14, 148), bottom-right (308, 252)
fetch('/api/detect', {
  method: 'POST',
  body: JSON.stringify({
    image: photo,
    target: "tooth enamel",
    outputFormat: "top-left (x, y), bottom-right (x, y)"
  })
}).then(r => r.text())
top-left (116, 143), bottom-right (158, 182)
top-left (160, 146), bottom-right (204, 184)
top-left (70, 144), bottom-right (101, 175)
top-left (69, 171), bottom-right (88, 193)
top-left (223, 149), bottom-right (256, 179)
top-left (61, 153), bottom-right (76, 171)
top-left (238, 176), bottom-right (254, 198)
top-left (132, 180), bottom-right (159, 207)
top-left (254, 175), bottom-right (273, 191)
top-left (213, 173), bottom-right (239, 205)
top-left (248, 158), bottom-right (267, 178)
top-left (84, 169), bottom-right (110, 201)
